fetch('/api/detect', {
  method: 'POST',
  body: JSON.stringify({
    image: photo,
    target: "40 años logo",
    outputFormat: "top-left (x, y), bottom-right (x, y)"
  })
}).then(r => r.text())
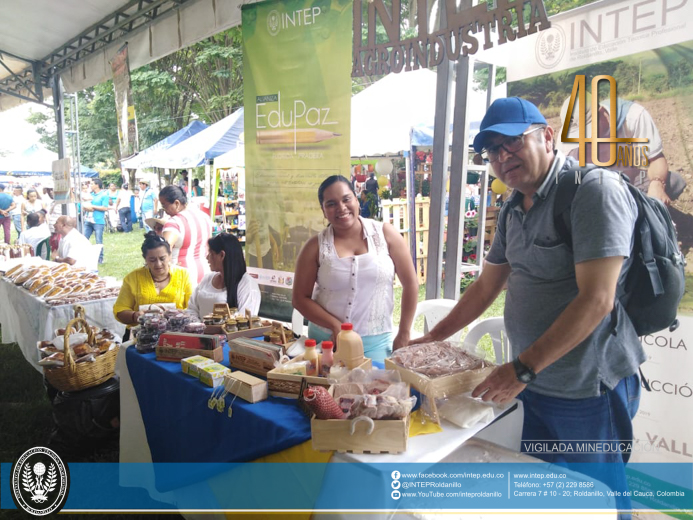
top-left (11, 447), bottom-right (70, 516)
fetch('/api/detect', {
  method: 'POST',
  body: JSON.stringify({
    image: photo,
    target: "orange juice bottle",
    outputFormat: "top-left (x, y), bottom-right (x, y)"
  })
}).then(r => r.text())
top-left (334, 323), bottom-right (364, 369)
top-left (303, 339), bottom-right (319, 376)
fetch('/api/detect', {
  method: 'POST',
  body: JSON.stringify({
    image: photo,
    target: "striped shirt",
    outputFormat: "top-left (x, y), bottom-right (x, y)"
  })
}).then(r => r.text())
top-left (163, 205), bottom-right (212, 284)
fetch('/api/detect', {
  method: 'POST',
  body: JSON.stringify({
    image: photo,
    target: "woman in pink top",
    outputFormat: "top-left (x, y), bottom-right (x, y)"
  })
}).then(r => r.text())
top-left (159, 185), bottom-right (212, 284)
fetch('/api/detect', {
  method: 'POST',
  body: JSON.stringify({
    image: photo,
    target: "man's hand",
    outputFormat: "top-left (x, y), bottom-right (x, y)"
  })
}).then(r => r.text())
top-left (407, 333), bottom-right (435, 346)
top-left (392, 329), bottom-right (411, 351)
top-left (471, 363), bottom-right (526, 405)
top-left (647, 180), bottom-right (670, 206)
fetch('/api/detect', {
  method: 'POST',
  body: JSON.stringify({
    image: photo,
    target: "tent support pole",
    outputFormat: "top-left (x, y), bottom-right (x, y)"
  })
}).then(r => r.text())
top-left (444, 56), bottom-right (473, 300)
top-left (425, 4), bottom-right (454, 301)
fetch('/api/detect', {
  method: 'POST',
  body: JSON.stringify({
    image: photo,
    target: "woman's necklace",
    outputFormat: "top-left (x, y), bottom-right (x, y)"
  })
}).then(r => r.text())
top-left (152, 273), bottom-right (170, 284)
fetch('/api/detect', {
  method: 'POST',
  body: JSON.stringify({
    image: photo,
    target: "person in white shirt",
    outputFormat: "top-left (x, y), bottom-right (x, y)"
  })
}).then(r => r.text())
top-left (21, 189), bottom-right (45, 232)
top-left (54, 216), bottom-right (93, 269)
top-left (115, 183), bottom-right (134, 232)
top-left (10, 186), bottom-right (25, 234)
top-left (17, 212), bottom-right (51, 256)
top-left (188, 233), bottom-right (260, 318)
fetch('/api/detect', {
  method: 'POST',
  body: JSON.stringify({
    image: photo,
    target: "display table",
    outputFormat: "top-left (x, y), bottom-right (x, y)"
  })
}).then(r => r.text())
top-left (0, 277), bottom-right (126, 372)
top-left (119, 341), bottom-right (522, 465)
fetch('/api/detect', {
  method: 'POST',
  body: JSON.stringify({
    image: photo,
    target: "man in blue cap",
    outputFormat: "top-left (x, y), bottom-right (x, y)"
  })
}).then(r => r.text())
top-left (411, 97), bottom-right (643, 514)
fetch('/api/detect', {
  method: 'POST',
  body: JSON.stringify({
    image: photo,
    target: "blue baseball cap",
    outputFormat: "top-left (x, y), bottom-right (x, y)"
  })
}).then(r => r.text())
top-left (473, 97), bottom-right (547, 153)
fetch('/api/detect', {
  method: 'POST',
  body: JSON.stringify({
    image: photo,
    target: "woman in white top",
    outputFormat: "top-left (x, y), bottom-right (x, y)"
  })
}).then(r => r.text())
top-left (21, 189), bottom-right (45, 231)
top-left (188, 233), bottom-right (260, 318)
top-left (292, 175), bottom-right (418, 361)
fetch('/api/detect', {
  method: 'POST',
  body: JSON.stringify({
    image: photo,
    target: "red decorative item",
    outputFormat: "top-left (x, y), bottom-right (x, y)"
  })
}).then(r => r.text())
top-left (303, 386), bottom-right (345, 419)
top-left (355, 174), bottom-right (367, 183)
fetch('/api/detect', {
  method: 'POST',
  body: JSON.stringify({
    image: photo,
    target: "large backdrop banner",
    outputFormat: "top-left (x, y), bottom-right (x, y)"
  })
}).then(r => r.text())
top-left (242, 0), bottom-right (352, 321)
top-left (503, 0), bottom-right (693, 513)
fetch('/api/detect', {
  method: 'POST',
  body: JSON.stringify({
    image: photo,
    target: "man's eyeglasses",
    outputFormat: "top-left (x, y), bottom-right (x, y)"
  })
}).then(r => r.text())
top-left (480, 126), bottom-right (544, 163)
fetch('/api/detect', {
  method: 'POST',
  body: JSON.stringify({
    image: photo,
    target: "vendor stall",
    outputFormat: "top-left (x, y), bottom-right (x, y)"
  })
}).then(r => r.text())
top-left (0, 260), bottom-right (125, 372)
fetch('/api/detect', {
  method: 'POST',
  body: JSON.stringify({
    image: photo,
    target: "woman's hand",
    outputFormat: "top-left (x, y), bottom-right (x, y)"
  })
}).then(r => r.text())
top-left (392, 328), bottom-right (411, 351)
top-left (132, 310), bottom-right (145, 324)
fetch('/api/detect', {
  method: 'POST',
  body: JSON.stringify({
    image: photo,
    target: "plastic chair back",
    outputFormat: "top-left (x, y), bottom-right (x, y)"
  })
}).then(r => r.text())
top-left (291, 308), bottom-right (305, 337)
top-left (86, 244), bottom-right (103, 272)
top-left (412, 299), bottom-right (461, 342)
top-left (35, 237), bottom-right (51, 260)
top-left (462, 317), bottom-right (511, 364)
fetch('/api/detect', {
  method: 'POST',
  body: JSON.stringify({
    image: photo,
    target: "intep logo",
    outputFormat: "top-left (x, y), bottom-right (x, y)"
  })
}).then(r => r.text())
top-left (266, 7), bottom-right (323, 36)
top-left (11, 447), bottom-right (70, 516)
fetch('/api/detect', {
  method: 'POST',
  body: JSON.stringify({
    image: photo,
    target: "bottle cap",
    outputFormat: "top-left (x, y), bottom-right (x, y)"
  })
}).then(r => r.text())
top-left (322, 341), bottom-right (333, 350)
top-left (305, 339), bottom-right (317, 347)
top-left (341, 323), bottom-right (353, 331)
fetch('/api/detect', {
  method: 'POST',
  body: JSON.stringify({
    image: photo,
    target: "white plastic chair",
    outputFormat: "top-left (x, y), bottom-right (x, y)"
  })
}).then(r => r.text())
top-left (291, 307), bottom-right (305, 337)
top-left (412, 299), bottom-right (461, 342)
top-left (85, 244), bottom-right (103, 273)
top-left (462, 317), bottom-right (511, 365)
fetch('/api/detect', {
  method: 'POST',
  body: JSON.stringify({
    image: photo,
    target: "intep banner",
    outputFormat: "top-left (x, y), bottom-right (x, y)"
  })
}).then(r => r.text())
top-left (504, 1), bottom-right (693, 514)
top-left (242, 0), bottom-right (352, 320)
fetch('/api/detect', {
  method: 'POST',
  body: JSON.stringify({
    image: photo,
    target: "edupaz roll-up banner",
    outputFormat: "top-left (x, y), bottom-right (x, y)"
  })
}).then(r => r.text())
top-left (503, 0), bottom-right (693, 514)
top-left (242, 0), bottom-right (352, 320)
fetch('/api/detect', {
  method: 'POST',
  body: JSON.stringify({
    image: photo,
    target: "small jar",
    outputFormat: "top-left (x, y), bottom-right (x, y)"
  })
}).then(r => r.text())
top-left (202, 314), bottom-right (216, 326)
top-left (225, 319), bottom-right (238, 332)
top-left (229, 307), bottom-right (238, 317)
top-left (211, 314), bottom-right (225, 326)
top-left (250, 316), bottom-right (262, 329)
top-left (184, 322), bottom-right (206, 334)
top-left (236, 317), bottom-right (249, 330)
top-left (269, 333), bottom-right (283, 345)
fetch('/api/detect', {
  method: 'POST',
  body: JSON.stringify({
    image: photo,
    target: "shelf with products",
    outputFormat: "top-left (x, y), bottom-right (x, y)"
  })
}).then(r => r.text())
top-left (218, 197), bottom-right (246, 243)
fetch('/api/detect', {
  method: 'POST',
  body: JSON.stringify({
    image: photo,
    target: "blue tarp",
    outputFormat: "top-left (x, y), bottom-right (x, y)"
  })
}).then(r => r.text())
top-left (410, 121), bottom-right (481, 147)
top-left (0, 144), bottom-right (98, 177)
top-left (143, 108), bottom-right (244, 169)
top-left (120, 120), bottom-right (209, 169)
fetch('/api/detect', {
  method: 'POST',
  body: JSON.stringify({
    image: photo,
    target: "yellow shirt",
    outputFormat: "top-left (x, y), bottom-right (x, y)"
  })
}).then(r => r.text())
top-left (113, 266), bottom-right (193, 324)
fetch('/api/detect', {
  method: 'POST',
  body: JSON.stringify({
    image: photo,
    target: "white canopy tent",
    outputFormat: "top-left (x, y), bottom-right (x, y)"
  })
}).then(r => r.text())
top-left (350, 68), bottom-right (505, 157)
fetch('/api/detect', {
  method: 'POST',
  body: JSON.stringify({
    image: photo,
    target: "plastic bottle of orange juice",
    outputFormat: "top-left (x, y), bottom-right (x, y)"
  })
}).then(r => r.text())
top-left (333, 323), bottom-right (364, 369)
top-left (303, 339), bottom-right (319, 376)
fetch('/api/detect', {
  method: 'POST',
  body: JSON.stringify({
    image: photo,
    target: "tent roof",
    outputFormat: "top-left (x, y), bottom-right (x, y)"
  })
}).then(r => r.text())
top-left (0, 0), bottom-right (243, 112)
top-left (214, 144), bottom-right (245, 169)
top-left (350, 69), bottom-right (506, 156)
top-left (0, 143), bottom-right (97, 176)
top-left (121, 120), bottom-right (208, 169)
top-left (145, 107), bottom-right (244, 169)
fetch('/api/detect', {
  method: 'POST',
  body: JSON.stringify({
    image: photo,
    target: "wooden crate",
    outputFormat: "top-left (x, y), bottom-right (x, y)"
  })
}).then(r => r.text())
top-left (311, 410), bottom-right (409, 454)
top-left (382, 197), bottom-right (430, 285)
top-left (383, 358), bottom-right (493, 399)
top-left (267, 356), bottom-right (372, 399)
top-left (156, 344), bottom-right (223, 363)
top-left (223, 371), bottom-right (268, 403)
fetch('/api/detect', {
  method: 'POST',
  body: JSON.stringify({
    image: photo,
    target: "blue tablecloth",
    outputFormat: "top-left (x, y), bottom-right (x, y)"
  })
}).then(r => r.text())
top-left (126, 345), bottom-right (312, 463)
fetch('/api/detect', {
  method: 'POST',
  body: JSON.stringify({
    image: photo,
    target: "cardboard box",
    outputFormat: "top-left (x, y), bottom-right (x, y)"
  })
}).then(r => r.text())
top-left (310, 387), bottom-right (410, 454)
top-left (228, 338), bottom-right (283, 377)
top-left (181, 356), bottom-right (216, 378)
top-left (157, 332), bottom-right (223, 351)
top-left (199, 363), bottom-right (231, 388)
top-left (223, 371), bottom-right (268, 403)
top-left (267, 355), bottom-right (372, 399)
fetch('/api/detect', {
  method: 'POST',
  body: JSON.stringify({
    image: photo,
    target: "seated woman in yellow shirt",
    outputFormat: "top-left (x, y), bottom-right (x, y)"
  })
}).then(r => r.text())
top-left (114, 232), bottom-right (193, 329)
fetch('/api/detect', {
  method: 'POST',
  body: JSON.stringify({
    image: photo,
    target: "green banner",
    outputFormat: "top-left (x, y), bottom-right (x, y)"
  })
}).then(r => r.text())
top-left (242, 0), bottom-right (352, 321)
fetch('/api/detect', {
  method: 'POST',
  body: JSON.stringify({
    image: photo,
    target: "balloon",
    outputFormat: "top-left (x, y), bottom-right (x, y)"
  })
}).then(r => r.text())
top-left (491, 178), bottom-right (507, 194)
top-left (375, 158), bottom-right (393, 176)
top-left (377, 176), bottom-right (389, 188)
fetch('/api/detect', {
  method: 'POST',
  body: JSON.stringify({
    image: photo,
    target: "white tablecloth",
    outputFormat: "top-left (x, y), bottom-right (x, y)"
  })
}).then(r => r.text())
top-left (0, 277), bottom-right (126, 372)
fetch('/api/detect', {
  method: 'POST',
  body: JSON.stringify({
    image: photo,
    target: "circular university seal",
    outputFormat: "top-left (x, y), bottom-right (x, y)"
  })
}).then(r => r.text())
top-left (11, 447), bottom-right (70, 516)
top-left (267, 10), bottom-right (281, 36)
top-left (535, 25), bottom-right (566, 69)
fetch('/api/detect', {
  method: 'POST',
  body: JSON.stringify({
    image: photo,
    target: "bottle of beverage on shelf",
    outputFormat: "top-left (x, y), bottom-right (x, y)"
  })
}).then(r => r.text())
top-left (320, 341), bottom-right (334, 376)
top-left (334, 323), bottom-right (364, 369)
top-left (303, 339), bottom-right (319, 376)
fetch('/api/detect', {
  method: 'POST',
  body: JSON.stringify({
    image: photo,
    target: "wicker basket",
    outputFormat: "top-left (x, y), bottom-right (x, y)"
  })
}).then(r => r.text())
top-left (44, 316), bottom-right (119, 393)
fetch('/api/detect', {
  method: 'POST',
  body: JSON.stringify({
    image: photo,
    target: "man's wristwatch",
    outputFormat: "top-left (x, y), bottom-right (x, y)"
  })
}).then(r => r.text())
top-left (512, 356), bottom-right (536, 384)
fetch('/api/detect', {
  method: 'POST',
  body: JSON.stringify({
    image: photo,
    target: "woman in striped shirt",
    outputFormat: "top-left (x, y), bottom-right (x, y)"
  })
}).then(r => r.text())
top-left (159, 185), bottom-right (212, 284)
